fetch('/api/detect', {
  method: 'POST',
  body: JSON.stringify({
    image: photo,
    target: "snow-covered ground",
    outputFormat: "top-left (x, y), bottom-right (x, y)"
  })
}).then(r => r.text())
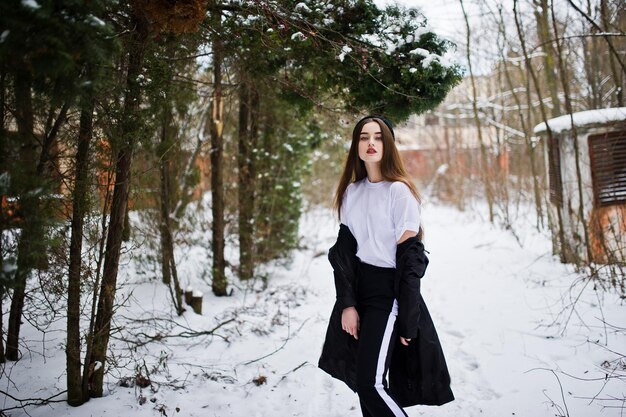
top-left (1, 198), bottom-right (625, 417)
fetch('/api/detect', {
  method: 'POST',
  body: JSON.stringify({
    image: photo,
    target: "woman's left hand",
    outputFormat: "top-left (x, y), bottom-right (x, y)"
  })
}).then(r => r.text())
top-left (400, 337), bottom-right (411, 346)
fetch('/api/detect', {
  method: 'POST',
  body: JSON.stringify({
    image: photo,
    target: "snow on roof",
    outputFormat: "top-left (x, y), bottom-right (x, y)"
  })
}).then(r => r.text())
top-left (533, 107), bottom-right (626, 134)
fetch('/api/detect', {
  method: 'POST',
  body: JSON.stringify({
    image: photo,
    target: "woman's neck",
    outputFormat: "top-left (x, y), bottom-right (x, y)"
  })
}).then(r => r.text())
top-left (364, 162), bottom-right (383, 183)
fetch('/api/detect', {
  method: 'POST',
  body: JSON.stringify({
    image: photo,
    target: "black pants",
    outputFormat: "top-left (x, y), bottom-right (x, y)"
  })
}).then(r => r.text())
top-left (355, 261), bottom-right (408, 417)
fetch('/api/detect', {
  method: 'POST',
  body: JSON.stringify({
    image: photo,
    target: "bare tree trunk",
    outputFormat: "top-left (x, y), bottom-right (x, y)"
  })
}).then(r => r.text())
top-left (582, 0), bottom-right (600, 109)
top-left (6, 69), bottom-right (36, 361)
top-left (172, 99), bottom-right (211, 220)
top-left (522, 69), bottom-right (545, 230)
top-left (514, 0), bottom-right (568, 260)
top-left (459, 0), bottom-right (494, 223)
top-left (0, 66), bottom-right (4, 133)
top-left (159, 103), bottom-right (183, 314)
top-left (238, 78), bottom-right (254, 280)
top-left (87, 14), bottom-right (149, 397)
top-left (160, 107), bottom-right (173, 287)
top-left (496, 7), bottom-right (544, 228)
top-left (211, 5), bottom-right (227, 296)
top-left (66, 97), bottom-right (95, 406)
top-left (248, 86), bottom-right (260, 261)
top-left (0, 243), bottom-right (4, 364)
top-left (81, 148), bottom-right (115, 403)
top-left (250, 90), bottom-right (259, 197)
top-left (38, 101), bottom-right (70, 176)
top-left (168, 255), bottom-right (183, 313)
top-left (550, 0), bottom-right (593, 265)
top-left (7, 67), bottom-right (74, 361)
top-left (534, 0), bottom-right (562, 117)
top-left (0, 65), bottom-right (6, 364)
top-left (566, 0), bottom-right (626, 77)
top-left (599, 0), bottom-right (624, 106)
top-left (493, 57), bottom-right (509, 216)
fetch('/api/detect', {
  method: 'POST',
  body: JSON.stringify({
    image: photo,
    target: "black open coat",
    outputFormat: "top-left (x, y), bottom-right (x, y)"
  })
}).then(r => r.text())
top-left (317, 224), bottom-right (454, 407)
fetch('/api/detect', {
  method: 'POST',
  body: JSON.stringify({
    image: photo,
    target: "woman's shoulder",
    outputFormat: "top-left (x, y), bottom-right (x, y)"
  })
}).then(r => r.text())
top-left (342, 181), bottom-right (359, 205)
top-left (389, 180), bottom-right (413, 198)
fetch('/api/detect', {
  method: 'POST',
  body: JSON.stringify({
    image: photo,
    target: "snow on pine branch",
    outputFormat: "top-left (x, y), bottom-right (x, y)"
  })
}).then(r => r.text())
top-left (21, 0), bottom-right (40, 10)
top-left (409, 47), bottom-right (442, 68)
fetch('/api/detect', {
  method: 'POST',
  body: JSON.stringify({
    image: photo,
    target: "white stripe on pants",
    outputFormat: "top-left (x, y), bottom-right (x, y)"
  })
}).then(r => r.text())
top-left (374, 299), bottom-right (405, 417)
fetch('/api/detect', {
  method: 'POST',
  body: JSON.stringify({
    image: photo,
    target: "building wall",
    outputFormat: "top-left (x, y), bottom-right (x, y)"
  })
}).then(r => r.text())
top-left (545, 125), bottom-right (626, 264)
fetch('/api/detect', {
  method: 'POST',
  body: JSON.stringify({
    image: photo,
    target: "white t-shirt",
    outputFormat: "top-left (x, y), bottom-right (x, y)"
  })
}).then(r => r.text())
top-left (340, 177), bottom-right (422, 268)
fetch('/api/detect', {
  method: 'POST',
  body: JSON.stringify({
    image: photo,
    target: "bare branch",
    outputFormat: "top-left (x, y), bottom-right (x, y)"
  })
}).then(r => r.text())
top-left (565, 0), bottom-right (626, 74)
top-left (0, 389), bottom-right (66, 413)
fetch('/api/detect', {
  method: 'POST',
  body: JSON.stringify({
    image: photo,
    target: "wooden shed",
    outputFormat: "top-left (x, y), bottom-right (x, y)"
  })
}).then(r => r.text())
top-left (534, 108), bottom-right (626, 265)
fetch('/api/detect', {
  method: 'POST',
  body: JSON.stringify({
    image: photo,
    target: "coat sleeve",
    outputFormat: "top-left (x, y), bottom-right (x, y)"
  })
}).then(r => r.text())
top-left (396, 239), bottom-right (429, 339)
top-left (328, 224), bottom-right (358, 311)
top-left (332, 269), bottom-right (356, 310)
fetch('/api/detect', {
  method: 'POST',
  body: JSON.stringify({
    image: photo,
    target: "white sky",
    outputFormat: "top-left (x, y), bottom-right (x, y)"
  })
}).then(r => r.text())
top-left (373, 0), bottom-right (475, 73)
top-left (375, 0), bottom-right (476, 43)
top-left (393, 0), bottom-right (468, 39)
top-left (374, 0), bottom-right (520, 74)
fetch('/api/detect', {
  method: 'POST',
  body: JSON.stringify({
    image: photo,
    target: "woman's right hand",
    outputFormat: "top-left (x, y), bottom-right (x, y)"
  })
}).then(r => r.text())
top-left (341, 306), bottom-right (360, 340)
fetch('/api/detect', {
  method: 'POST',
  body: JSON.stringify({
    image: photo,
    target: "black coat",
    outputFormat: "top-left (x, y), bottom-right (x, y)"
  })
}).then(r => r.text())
top-left (317, 224), bottom-right (454, 407)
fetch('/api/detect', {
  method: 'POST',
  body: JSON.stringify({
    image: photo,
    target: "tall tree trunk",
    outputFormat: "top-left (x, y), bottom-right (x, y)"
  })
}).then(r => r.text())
top-left (249, 89), bottom-right (259, 223)
top-left (248, 87), bottom-right (260, 262)
top-left (159, 103), bottom-right (183, 314)
top-left (550, 1), bottom-right (593, 265)
top-left (0, 244), bottom-right (4, 364)
top-left (160, 108), bottom-right (173, 287)
top-left (514, 0), bottom-right (568, 260)
top-left (0, 65), bottom-right (6, 364)
top-left (497, 8), bottom-right (543, 228)
top-left (81, 149), bottom-right (115, 403)
top-left (459, 0), bottom-right (494, 223)
top-left (599, 0), bottom-right (624, 106)
top-left (237, 78), bottom-right (253, 280)
top-left (566, 0), bottom-right (626, 103)
top-left (534, 0), bottom-right (562, 117)
top-left (6, 67), bottom-right (73, 361)
top-left (522, 67), bottom-right (545, 230)
top-left (87, 14), bottom-right (149, 397)
top-left (66, 97), bottom-right (95, 406)
top-left (6, 69), bottom-right (36, 361)
top-left (582, 0), bottom-right (600, 109)
top-left (38, 101), bottom-right (70, 175)
top-left (0, 66), bottom-right (4, 132)
top-left (211, 5), bottom-right (227, 296)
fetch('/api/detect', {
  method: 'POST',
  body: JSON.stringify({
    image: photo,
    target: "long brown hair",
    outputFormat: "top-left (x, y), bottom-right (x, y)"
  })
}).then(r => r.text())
top-left (334, 117), bottom-right (423, 240)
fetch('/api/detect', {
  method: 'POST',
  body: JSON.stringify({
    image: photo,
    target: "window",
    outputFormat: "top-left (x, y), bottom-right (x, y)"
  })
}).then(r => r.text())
top-left (589, 130), bottom-right (626, 207)
top-left (547, 134), bottom-right (563, 206)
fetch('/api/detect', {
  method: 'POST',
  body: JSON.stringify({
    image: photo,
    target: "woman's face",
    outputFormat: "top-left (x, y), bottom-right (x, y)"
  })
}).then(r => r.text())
top-left (357, 121), bottom-right (384, 163)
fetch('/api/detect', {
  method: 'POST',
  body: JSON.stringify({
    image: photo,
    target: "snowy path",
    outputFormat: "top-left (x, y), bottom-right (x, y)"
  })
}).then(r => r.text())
top-left (300, 204), bottom-right (625, 417)
top-left (1, 202), bottom-right (624, 417)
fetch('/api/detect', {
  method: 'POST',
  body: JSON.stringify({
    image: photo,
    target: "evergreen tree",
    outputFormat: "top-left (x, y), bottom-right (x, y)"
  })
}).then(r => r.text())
top-left (0, 0), bottom-right (115, 362)
top-left (217, 0), bottom-right (462, 280)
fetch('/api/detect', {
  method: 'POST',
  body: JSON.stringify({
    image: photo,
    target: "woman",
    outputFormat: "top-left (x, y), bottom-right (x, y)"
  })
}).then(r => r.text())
top-left (318, 115), bottom-right (454, 416)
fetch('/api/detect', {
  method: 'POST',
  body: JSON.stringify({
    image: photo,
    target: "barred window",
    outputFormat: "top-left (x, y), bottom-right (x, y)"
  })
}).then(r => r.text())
top-left (589, 130), bottom-right (626, 207)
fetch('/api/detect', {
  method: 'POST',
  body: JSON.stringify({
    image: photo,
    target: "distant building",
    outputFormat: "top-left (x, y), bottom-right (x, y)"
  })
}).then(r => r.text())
top-left (534, 108), bottom-right (626, 264)
top-left (395, 76), bottom-right (502, 190)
